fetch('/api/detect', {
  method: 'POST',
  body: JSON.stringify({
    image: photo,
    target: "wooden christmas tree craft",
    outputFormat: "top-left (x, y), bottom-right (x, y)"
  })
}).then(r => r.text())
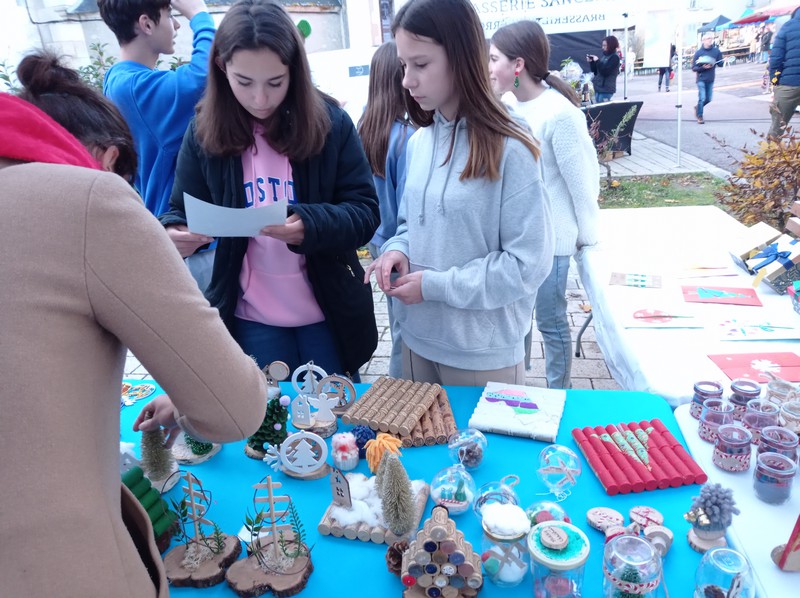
top-left (262, 431), bottom-right (330, 480)
top-left (140, 414), bottom-right (179, 492)
top-left (401, 505), bottom-right (483, 597)
top-left (772, 514), bottom-right (800, 571)
top-left (380, 454), bottom-right (416, 536)
top-left (318, 470), bottom-right (429, 545)
top-left (172, 432), bottom-right (221, 465)
top-left (226, 476), bottom-right (313, 597)
top-left (317, 375), bottom-right (357, 416)
top-left (162, 472), bottom-right (242, 588)
top-left (291, 361), bottom-right (327, 396)
top-left (122, 466), bottom-right (177, 552)
top-left (245, 396), bottom-right (291, 460)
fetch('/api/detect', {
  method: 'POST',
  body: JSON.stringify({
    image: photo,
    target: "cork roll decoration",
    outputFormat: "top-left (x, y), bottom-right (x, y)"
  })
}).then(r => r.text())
top-left (401, 505), bottom-right (483, 597)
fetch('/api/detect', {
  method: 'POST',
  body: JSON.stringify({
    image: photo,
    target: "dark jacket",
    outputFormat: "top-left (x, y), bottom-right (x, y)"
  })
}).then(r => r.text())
top-left (770, 13), bottom-right (800, 88)
top-left (590, 51), bottom-right (620, 94)
top-left (161, 100), bottom-right (380, 376)
top-left (692, 45), bottom-right (724, 83)
top-left (762, 29), bottom-right (773, 52)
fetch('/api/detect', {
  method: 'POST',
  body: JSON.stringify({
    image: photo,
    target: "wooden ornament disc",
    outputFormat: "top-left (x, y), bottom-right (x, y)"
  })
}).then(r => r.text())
top-left (629, 505), bottom-right (664, 528)
top-left (282, 462), bottom-right (331, 481)
top-left (586, 507), bottom-right (624, 532)
top-left (163, 535), bottom-right (241, 588)
top-left (687, 528), bottom-right (727, 554)
top-left (540, 525), bottom-right (569, 550)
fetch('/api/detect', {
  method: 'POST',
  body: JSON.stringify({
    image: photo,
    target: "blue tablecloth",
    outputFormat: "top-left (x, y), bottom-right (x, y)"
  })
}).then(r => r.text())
top-left (120, 383), bottom-right (704, 597)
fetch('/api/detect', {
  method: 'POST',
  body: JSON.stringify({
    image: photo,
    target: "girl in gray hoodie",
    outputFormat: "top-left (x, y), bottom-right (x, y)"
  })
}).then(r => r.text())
top-left (365, 0), bottom-right (554, 386)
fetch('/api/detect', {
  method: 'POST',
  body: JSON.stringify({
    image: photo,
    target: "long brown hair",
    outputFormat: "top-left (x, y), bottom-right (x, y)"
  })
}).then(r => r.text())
top-left (16, 50), bottom-right (137, 180)
top-left (492, 21), bottom-right (580, 108)
top-left (392, 0), bottom-right (539, 181)
top-left (357, 41), bottom-right (411, 178)
top-left (195, 0), bottom-right (330, 160)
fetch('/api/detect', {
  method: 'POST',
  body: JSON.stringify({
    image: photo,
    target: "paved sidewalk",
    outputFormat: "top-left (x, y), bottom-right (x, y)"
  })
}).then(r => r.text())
top-left (124, 130), bottom-right (727, 391)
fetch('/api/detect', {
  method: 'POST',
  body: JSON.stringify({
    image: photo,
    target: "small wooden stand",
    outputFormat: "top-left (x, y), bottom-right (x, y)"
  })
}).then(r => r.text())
top-left (171, 433), bottom-right (222, 465)
top-left (164, 535), bottom-right (241, 588)
top-left (687, 527), bottom-right (727, 553)
top-left (225, 537), bottom-right (312, 598)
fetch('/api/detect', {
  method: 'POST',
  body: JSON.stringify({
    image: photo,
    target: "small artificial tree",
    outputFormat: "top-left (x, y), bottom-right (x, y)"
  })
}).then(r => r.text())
top-left (379, 454), bottom-right (415, 536)
top-left (140, 421), bottom-right (175, 481)
top-left (246, 396), bottom-right (290, 454)
top-left (614, 564), bottom-right (642, 598)
top-left (185, 434), bottom-right (213, 456)
top-left (687, 483), bottom-right (740, 532)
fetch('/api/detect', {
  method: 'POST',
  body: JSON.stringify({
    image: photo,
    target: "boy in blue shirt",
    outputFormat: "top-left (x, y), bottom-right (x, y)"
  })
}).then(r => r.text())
top-left (99, 0), bottom-right (215, 225)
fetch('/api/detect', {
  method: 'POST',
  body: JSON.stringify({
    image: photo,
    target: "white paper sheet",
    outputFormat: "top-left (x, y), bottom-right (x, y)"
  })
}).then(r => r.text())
top-left (184, 192), bottom-right (287, 237)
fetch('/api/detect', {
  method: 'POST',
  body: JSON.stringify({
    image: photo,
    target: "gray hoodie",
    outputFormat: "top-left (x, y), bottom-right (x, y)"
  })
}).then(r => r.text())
top-left (383, 111), bottom-right (554, 371)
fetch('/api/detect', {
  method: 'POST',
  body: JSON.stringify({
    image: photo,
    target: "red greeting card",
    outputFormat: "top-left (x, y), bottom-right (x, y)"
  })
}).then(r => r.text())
top-left (707, 352), bottom-right (800, 382)
top-left (682, 286), bottom-right (762, 307)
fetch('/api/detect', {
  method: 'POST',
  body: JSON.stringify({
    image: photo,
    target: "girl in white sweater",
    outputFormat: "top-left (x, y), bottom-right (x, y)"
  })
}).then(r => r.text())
top-left (489, 20), bottom-right (600, 389)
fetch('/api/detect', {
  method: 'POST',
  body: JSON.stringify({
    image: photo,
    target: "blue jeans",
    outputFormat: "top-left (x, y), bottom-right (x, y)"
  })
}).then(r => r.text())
top-left (697, 81), bottom-right (714, 118)
top-left (232, 317), bottom-right (358, 380)
top-left (525, 255), bottom-right (572, 389)
top-left (595, 92), bottom-right (613, 103)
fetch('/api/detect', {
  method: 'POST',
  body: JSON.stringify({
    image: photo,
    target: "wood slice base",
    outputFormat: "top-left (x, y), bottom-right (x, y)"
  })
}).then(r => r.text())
top-left (164, 534), bottom-right (242, 588)
top-left (306, 419), bottom-right (337, 439)
top-left (226, 540), bottom-right (313, 598)
top-left (244, 444), bottom-right (267, 461)
top-left (172, 433), bottom-right (222, 465)
top-left (772, 543), bottom-right (800, 571)
top-left (146, 460), bottom-right (180, 494)
top-left (283, 462), bottom-right (331, 481)
top-left (687, 528), bottom-right (727, 554)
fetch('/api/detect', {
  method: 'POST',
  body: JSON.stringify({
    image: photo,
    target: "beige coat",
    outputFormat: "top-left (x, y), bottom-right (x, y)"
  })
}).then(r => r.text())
top-left (0, 160), bottom-right (267, 597)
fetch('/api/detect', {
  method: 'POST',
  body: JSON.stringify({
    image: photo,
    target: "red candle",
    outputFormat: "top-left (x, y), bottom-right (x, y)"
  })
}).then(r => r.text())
top-left (595, 426), bottom-right (645, 492)
top-left (605, 424), bottom-right (658, 491)
top-left (628, 421), bottom-right (683, 488)
top-left (651, 419), bottom-right (708, 484)
top-left (640, 420), bottom-right (694, 485)
top-left (583, 426), bottom-right (633, 494)
top-left (572, 427), bottom-right (620, 495)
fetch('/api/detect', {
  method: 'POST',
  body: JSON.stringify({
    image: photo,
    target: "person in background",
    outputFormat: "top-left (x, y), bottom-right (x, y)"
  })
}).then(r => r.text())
top-left (489, 20), bottom-right (599, 389)
top-left (0, 51), bottom-right (266, 598)
top-left (588, 35), bottom-right (621, 103)
top-left (657, 44), bottom-right (677, 92)
top-left (692, 32), bottom-right (723, 125)
top-left (99, 0), bottom-right (217, 289)
top-left (768, 7), bottom-right (800, 139)
top-left (761, 23), bottom-right (774, 63)
top-left (161, 0), bottom-right (379, 379)
top-left (365, 0), bottom-right (554, 386)
top-left (358, 40), bottom-right (415, 378)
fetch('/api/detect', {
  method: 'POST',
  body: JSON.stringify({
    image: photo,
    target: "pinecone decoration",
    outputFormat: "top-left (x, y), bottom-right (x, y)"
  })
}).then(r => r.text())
top-left (385, 540), bottom-right (409, 575)
top-left (703, 585), bottom-right (725, 598)
top-left (246, 396), bottom-right (289, 452)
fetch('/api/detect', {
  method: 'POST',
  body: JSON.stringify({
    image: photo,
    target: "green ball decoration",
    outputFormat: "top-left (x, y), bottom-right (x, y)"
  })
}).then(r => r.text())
top-left (297, 19), bottom-right (312, 39)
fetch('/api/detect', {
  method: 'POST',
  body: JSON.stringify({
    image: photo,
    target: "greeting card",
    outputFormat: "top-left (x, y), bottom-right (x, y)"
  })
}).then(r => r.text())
top-left (707, 352), bottom-right (800, 382)
top-left (682, 285), bottom-right (762, 307)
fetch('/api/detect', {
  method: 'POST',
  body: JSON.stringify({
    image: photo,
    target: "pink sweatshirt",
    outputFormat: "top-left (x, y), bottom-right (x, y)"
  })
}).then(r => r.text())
top-left (234, 125), bottom-right (324, 327)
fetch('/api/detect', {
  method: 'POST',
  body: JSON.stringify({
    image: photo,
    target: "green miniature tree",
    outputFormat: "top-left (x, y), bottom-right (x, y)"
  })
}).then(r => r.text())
top-left (380, 454), bottom-right (415, 536)
top-left (374, 450), bottom-right (391, 496)
top-left (614, 564), bottom-right (642, 598)
top-left (454, 479), bottom-right (467, 503)
top-left (247, 397), bottom-right (289, 453)
top-left (185, 434), bottom-right (213, 456)
top-left (141, 426), bottom-right (175, 481)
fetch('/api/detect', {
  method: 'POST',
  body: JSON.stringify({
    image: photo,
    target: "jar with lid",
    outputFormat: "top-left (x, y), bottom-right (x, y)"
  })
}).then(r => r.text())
top-left (758, 426), bottom-right (798, 462)
top-left (602, 534), bottom-right (662, 597)
top-left (780, 400), bottom-right (800, 434)
top-left (763, 375), bottom-right (797, 405)
top-left (694, 547), bottom-right (754, 598)
top-left (729, 379), bottom-right (761, 421)
top-left (713, 424), bottom-right (752, 473)
top-left (742, 399), bottom-right (780, 444)
top-left (473, 475), bottom-right (520, 519)
top-left (480, 503), bottom-right (531, 587)
top-left (691, 381), bottom-right (724, 420)
top-left (699, 399), bottom-right (735, 443)
top-left (528, 521), bottom-right (590, 598)
top-left (753, 452), bottom-right (797, 505)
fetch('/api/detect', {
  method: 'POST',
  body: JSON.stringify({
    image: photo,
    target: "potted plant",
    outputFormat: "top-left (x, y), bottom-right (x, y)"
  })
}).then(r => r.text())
top-left (684, 483), bottom-right (740, 553)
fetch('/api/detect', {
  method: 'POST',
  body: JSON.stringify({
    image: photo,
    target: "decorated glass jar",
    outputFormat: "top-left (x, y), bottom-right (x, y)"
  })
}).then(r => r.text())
top-left (526, 501), bottom-right (571, 528)
top-left (694, 547), bottom-right (755, 598)
top-left (480, 504), bottom-right (530, 588)
top-left (473, 475), bottom-right (520, 519)
top-left (729, 379), bottom-right (761, 421)
top-left (430, 464), bottom-right (476, 516)
top-left (712, 424), bottom-right (752, 473)
top-left (780, 400), bottom-right (800, 434)
top-left (742, 399), bottom-right (780, 444)
top-left (699, 399), bottom-right (735, 443)
top-left (764, 377), bottom-right (797, 405)
top-left (757, 426), bottom-right (798, 463)
top-left (602, 534), bottom-right (662, 597)
top-left (753, 452), bottom-right (797, 505)
top-left (447, 428), bottom-right (487, 470)
top-left (691, 381), bottom-right (724, 420)
top-left (528, 521), bottom-right (590, 598)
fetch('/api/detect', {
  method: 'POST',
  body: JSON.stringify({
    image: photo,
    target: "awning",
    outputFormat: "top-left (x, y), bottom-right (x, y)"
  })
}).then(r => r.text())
top-left (698, 15), bottom-right (732, 32)
top-left (731, 3), bottom-right (798, 25)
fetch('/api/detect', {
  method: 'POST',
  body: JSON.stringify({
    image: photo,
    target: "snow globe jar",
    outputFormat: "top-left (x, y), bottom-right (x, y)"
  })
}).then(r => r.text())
top-left (699, 399), bottom-right (735, 443)
top-left (448, 428), bottom-right (487, 470)
top-left (757, 426), bottom-right (798, 462)
top-left (430, 464), bottom-right (476, 515)
top-left (712, 424), bottom-right (752, 473)
top-left (729, 379), bottom-right (761, 421)
top-left (694, 547), bottom-right (754, 598)
top-left (742, 399), bottom-right (780, 444)
top-left (526, 501), bottom-right (571, 528)
top-left (691, 381), bottom-right (724, 420)
top-left (480, 503), bottom-right (531, 587)
top-left (602, 534), bottom-right (662, 598)
top-left (754, 452), bottom-right (797, 505)
top-left (528, 521), bottom-right (590, 598)
top-left (473, 474), bottom-right (520, 519)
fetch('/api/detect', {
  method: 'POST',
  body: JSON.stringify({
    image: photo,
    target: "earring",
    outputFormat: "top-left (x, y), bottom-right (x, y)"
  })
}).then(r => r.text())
top-left (514, 70), bottom-right (520, 88)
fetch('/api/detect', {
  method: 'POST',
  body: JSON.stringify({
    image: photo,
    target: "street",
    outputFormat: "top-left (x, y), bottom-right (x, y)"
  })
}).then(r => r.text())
top-left (619, 61), bottom-right (777, 173)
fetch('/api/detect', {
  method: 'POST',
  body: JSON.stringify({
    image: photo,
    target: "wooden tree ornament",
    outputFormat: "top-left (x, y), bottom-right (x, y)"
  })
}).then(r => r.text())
top-left (262, 431), bottom-right (331, 481)
top-left (226, 476), bottom-right (313, 597)
top-left (401, 505), bottom-right (483, 597)
top-left (162, 472), bottom-right (241, 588)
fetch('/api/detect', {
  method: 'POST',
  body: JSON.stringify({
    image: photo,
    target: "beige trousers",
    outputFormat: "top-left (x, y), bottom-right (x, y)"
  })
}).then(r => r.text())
top-left (402, 346), bottom-right (526, 386)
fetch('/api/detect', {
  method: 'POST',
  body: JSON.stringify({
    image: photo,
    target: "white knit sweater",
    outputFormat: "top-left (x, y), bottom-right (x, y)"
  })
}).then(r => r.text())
top-left (505, 88), bottom-right (600, 256)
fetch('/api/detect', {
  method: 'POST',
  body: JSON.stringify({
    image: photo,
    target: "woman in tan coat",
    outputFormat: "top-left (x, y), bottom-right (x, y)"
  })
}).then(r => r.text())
top-left (0, 53), bottom-right (266, 597)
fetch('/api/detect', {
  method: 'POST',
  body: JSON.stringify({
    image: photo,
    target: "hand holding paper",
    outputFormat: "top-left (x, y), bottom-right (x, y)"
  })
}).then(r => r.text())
top-left (184, 192), bottom-right (287, 237)
top-left (259, 212), bottom-right (305, 245)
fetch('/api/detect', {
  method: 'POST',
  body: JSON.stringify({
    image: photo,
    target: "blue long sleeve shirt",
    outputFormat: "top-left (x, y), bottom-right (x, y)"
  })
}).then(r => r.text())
top-left (370, 120), bottom-right (413, 248)
top-left (104, 12), bottom-right (215, 217)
